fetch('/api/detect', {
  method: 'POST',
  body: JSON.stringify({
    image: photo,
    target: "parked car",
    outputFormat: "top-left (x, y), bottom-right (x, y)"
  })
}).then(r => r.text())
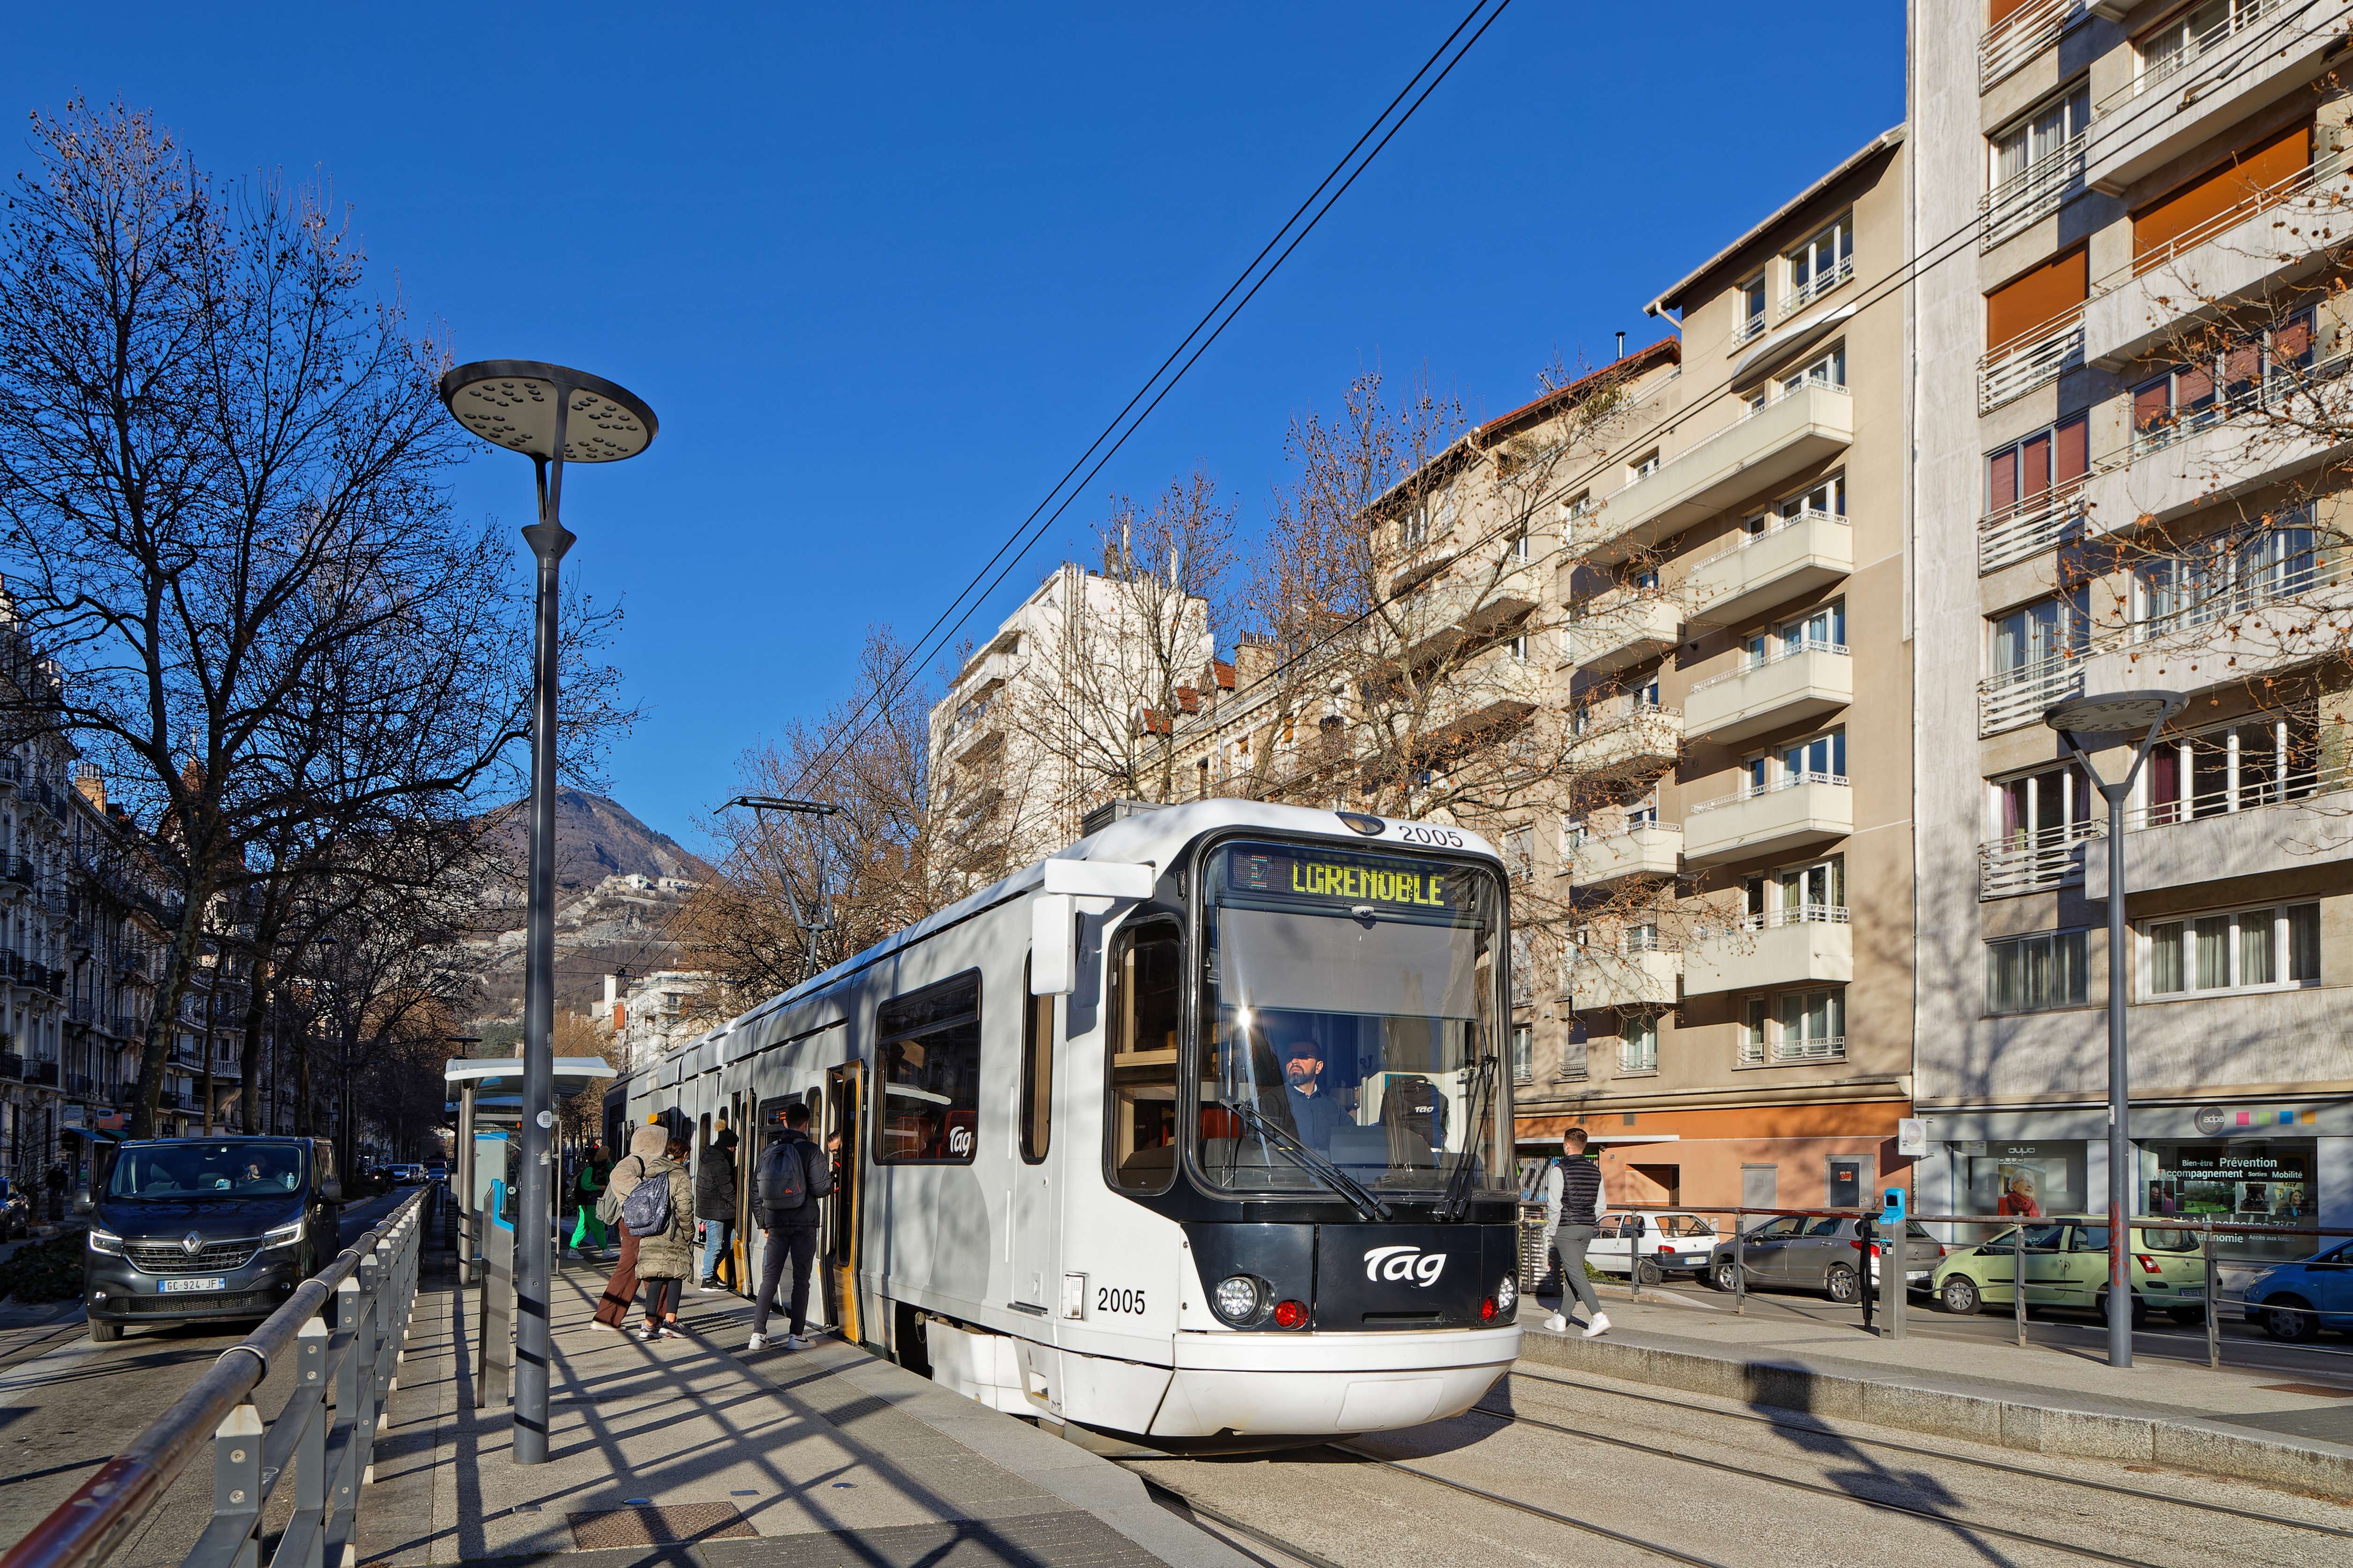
top-left (1708, 1216), bottom-right (1944, 1302)
top-left (1584, 1210), bottom-right (1719, 1282)
top-left (81, 1137), bottom-right (343, 1343)
top-left (386, 1164), bottom-right (425, 1186)
top-left (1931, 1223), bottom-right (2207, 1325)
top-left (2241, 1240), bottom-right (2353, 1341)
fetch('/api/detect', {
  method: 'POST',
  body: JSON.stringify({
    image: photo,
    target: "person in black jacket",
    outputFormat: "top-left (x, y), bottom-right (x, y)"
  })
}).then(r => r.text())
top-left (747, 1103), bottom-right (828, 1351)
top-left (695, 1123), bottom-right (739, 1292)
top-left (1541, 1126), bottom-right (1611, 1339)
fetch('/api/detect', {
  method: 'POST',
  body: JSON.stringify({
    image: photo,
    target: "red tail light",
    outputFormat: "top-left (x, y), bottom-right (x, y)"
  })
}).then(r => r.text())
top-left (1272, 1299), bottom-right (1307, 1329)
top-left (1656, 1243), bottom-right (1675, 1255)
top-left (2136, 1254), bottom-right (2161, 1274)
top-left (1479, 1296), bottom-right (1497, 1322)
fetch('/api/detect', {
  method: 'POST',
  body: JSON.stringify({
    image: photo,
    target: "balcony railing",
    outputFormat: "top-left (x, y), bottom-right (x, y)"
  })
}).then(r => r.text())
top-left (1979, 818), bottom-right (2102, 897)
top-left (1980, 0), bottom-right (2085, 91)
top-left (1979, 309), bottom-right (2084, 412)
top-left (1785, 256), bottom-right (1854, 315)
top-left (1689, 769), bottom-right (1851, 816)
top-left (0, 1051), bottom-right (19, 1081)
top-left (2093, 0), bottom-right (2284, 118)
top-left (1729, 902), bottom-right (1851, 932)
top-left (1604, 380), bottom-right (1850, 508)
top-left (1688, 637), bottom-right (1849, 697)
top-left (2118, 756), bottom-right (2349, 833)
top-left (1978, 482), bottom-right (2088, 573)
top-left (1981, 130), bottom-right (2086, 250)
top-left (1978, 649), bottom-right (2083, 736)
top-left (1741, 1033), bottom-right (1847, 1066)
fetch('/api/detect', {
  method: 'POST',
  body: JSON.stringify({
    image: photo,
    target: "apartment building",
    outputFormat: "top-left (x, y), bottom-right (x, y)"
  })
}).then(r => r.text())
top-left (1524, 127), bottom-right (1917, 1217)
top-left (929, 561), bottom-right (1212, 881)
top-left (1912, 0), bottom-right (2353, 1263)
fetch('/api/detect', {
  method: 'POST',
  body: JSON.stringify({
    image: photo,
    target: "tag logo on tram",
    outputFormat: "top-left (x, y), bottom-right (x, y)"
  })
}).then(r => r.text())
top-left (948, 1125), bottom-right (974, 1157)
top-left (1363, 1245), bottom-right (1446, 1287)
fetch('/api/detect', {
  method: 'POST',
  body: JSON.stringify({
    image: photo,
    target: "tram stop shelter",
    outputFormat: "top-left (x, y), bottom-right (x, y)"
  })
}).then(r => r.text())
top-left (445, 1056), bottom-right (618, 1284)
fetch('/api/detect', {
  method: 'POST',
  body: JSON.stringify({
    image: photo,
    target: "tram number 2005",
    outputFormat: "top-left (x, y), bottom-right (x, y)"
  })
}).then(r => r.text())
top-left (1097, 1286), bottom-right (1147, 1315)
top-left (1393, 824), bottom-right (1465, 847)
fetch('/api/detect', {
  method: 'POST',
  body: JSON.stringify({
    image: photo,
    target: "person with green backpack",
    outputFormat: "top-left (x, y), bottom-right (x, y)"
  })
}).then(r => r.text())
top-left (570, 1144), bottom-right (613, 1259)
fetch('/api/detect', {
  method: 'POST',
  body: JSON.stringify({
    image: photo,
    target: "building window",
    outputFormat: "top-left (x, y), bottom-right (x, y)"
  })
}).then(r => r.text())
top-left (2130, 515), bottom-right (2331, 642)
top-left (2131, 309), bottom-right (2314, 452)
top-left (1624, 923), bottom-right (1663, 953)
top-left (1511, 1023), bottom-right (1532, 1083)
top-left (1749, 728), bottom-right (1847, 792)
top-left (1779, 343), bottom-right (1847, 396)
top-left (1739, 989), bottom-right (1846, 1063)
top-left (1509, 631), bottom-right (1529, 663)
top-left (2142, 902), bottom-right (2321, 998)
top-left (1738, 273), bottom-right (1768, 341)
top-left (1986, 930), bottom-right (2091, 1015)
top-left (1991, 761), bottom-right (2091, 851)
top-left (1563, 491), bottom-right (1595, 523)
top-left (2141, 711), bottom-right (2323, 823)
top-left (2139, 1), bottom-right (2278, 95)
top-left (1512, 529), bottom-right (1530, 563)
top-left (1619, 1015), bottom-right (1658, 1073)
top-left (1631, 450), bottom-right (1661, 483)
top-left (1986, 590), bottom-right (2086, 688)
top-left (1787, 214), bottom-right (1853, 311)
top-left (1986, 84), bottom-right (2090, 244)
top-left (1985, 413), bottom-right (2089, 522)
top-left (1745, 600), bottom-right (1846, 669)
top-left (1743, 856), bottom-right (1845, 926)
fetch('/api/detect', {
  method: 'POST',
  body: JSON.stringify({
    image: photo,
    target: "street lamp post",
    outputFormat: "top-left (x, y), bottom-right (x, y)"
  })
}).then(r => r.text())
top-left (2043, 688), bottom-right (2185, 1371)
top-left (439, 362), bottom-right (656, 1466)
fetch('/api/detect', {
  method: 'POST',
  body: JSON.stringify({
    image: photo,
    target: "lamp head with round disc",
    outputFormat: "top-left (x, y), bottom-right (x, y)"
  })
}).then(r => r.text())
top-left (437, 360), bottom-right (657, 463)
top-left (2042, 690), bottom-right (2186, 735)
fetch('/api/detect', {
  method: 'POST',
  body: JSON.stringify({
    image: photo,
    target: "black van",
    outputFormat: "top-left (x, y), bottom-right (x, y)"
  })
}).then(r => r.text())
top-left (82, 1137), bottom-right (342, 1343)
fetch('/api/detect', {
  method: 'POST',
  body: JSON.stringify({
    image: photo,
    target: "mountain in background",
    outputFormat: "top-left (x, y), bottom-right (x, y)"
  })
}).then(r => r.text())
top-left (467, 790), bottom-right (718, 1020)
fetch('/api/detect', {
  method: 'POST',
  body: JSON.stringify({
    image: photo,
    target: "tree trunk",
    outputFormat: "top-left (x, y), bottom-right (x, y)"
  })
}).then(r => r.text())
top-left (128, 856), bottom-right (221, 1140)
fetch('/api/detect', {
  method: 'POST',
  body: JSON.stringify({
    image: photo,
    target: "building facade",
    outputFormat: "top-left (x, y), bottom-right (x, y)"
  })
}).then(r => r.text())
top-left (1911, 0), bottom-right (2353, 1268)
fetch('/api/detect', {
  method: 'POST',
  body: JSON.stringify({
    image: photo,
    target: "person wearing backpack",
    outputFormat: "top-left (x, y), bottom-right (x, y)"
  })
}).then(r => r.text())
top-left (592, 1125), bottom-right (669, 1330)
top-left (694, 1123), bottom-right (739, 1293)
top-left (747, 1101), bottom-right (832, 1351)
top-left (626, 1136), bottom-right (696, 1341)
top-left (571, 1145), bottom-right (612, 1259)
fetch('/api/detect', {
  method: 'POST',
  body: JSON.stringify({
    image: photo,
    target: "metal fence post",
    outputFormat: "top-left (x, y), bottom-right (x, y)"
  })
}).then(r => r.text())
top-left (332, 1272), bottom-right (362, 1539)
top-left (355, 1251), bottom-right (382, 1486)
top-left (2013, 1222), bottom-right (2027, 1347)
top-left (213, 1403), bottom-right (264, 1568)
top-left (1733, 1209), bottom-right (1746, 1315)
top-left (1887, 1221), bottom-right (1907, 1340)
top-left (2203, 1218), bottom-right (2220, 1370)
top-left (295, 1320), bottom-right (328, 1568)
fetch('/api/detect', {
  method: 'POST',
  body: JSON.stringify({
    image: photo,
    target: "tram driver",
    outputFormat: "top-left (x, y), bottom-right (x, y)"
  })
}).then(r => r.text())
top-left (1278, 1035), bottom-right (1344, 1153)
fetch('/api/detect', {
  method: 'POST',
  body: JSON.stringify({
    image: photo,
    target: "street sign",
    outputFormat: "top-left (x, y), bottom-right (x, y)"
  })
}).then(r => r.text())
top-left (1897, 1118), bottom-right (1928, 1157)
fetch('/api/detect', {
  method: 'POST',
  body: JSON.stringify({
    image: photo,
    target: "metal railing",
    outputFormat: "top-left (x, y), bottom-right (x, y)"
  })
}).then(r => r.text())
top-left (1688, 637), bottom-right (1849, 696)
top-left (3, 1186), bottom-right (435, 1568)
top-left (1981, 129), bottom-right (2086, 249)
top-left (1979, 817), bottom-right (2101, 896)
top-left (1978, 482), bottom-right (2088, 573)
top-left (1978, 648), bottom-right (2083, 735)
top-left (1980, 0), bottom-right (2085, 91)
top-left (1689, 769), bottom-right (1850, 815)
top-left (2094, 0), bottom-right (2286, 117)
top-left (1979, 308), bottom-right (2084, 412)
top-left (1525, 1200), bottom-right (2353, 1361)
top-left (1785, 256), bottom-right (1854, 314)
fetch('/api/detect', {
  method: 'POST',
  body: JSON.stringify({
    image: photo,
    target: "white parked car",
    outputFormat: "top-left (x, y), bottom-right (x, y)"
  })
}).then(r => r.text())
top-left (1585, 1210), bottom-right (1719, 1282)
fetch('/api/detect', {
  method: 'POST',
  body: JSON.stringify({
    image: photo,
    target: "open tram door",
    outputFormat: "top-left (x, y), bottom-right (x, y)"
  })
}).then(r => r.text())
top-left (824, 1061), bottom-right (862, 1345)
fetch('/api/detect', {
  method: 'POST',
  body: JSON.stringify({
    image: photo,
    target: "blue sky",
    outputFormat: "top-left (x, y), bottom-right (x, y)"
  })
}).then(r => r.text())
top-left (2, 3), bottom-right (1904, 851)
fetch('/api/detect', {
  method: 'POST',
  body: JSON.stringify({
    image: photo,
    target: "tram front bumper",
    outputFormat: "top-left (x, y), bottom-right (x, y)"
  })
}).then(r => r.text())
top-left (1150, 1324), bottom-right (1521, 1439)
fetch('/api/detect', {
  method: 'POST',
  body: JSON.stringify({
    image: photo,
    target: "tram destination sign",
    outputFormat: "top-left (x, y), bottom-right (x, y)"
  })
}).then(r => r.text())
top-left (1224, 844), bottom-right (1470, 917)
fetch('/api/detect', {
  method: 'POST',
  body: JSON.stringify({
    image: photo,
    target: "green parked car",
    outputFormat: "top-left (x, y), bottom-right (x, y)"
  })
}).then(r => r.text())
top-left (1931, 1223), bottom-right (2209, 1326)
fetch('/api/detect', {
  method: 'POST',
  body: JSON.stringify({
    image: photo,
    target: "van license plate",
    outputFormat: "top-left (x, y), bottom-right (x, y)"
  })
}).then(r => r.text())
top-left (161, 1277), bottom-right (225, 1293)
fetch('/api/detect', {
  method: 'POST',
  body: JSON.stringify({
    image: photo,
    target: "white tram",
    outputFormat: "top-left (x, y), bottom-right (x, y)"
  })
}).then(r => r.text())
top-left (632, 799), bottom-right (1523, 1449)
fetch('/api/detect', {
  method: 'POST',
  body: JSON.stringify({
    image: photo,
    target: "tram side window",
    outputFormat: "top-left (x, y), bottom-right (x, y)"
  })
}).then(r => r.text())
top-left (1021, 960), bottom-right (1053, 1163)
top-left (1108, 921), bottom-right (1183, 1192)
top-left (875, 971), bottom-right (982, 1164)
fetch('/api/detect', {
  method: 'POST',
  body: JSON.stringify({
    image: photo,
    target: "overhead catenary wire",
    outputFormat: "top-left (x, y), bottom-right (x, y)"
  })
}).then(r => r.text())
top-left (774, 0), bottom-right (2295, 809)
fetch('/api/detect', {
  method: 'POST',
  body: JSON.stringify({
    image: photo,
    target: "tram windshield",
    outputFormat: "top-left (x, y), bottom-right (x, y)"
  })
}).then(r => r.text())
top-left (1194, 839), bottom-right (1507, 1205)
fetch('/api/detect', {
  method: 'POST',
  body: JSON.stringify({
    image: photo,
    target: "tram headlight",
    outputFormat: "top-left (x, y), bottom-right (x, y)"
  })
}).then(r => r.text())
top-left (1495, 1274), bottom-right (1517, 1315)
top-left (1213, 1275), bottom-right (1265, 1324)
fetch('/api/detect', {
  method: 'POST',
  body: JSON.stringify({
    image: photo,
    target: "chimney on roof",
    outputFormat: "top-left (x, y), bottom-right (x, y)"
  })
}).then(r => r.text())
top-left (74, 762), bottom-right (104, 809)
top-left (1617, 331), bottom-right (1626, 360)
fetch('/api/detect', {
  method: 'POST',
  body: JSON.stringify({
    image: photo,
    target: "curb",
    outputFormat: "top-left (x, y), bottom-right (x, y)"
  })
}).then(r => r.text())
top-left (1516, 1325), bottom-right (2353, 1500)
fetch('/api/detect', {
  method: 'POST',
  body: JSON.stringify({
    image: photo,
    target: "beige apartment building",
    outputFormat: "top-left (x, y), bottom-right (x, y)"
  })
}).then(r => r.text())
top-left (1911, 0), bottom-right (2353, 1263)
top-left (1507, 128), bottom-right (1919, 1218)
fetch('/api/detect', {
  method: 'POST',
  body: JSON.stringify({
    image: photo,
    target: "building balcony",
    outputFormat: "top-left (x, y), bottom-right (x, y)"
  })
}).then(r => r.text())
top-left (2083, 362), bottom-right (2353, 536)
top-left (2087, 158), bottom-right (2353, 372)
top-left (1684, 641), bottom-right (1851, 747)
top-left (1980, 310), bottom-right (2083, 413)
top-left (1684, 907), bottom-right (1853, 996)
top-left (1564, 590), bottom-right (1680, 675)
top-left (1685, 508), bottom-right (1852, 629)
top-left (1980, 0), bottom-right (2085, 91)
top-left (1571, 706), bottom-right (1683, 782)
top-left (1981, 128), bottom-right (2086, 251)
top-left (1980, 820), bottom-right (2101, 898)
top-left (1567, 949), bottom-right (1679, 1010)
top-left (1684, 773), bottom-right (1852, 868)
top-left (1979, 651), bottom-right (2082, 738)
top-left (1978, 483), bottom-right (2088, 575)
top-left (2087, 773), bottom-right (2353, 900)
top-left (1576, 383), bottom-right (1852, 564)
top-left (2086, 0), bottom-right (2346, 194)
top-left (2079, 556), bottom-right (2353, 697)
top-left (1566, 824), bottom-right (1682, 888)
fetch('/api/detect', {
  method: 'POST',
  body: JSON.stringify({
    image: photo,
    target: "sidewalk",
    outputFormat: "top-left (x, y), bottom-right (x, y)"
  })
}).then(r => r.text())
top-left (1519, 1291), bottom-right (2353, 1497)
top-left (356, 1252), bottom-right (1249, 1568)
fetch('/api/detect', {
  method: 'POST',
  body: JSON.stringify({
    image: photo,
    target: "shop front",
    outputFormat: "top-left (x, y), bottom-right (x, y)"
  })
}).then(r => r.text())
top-left (1514, 1098), bottom-right (1914, 1215)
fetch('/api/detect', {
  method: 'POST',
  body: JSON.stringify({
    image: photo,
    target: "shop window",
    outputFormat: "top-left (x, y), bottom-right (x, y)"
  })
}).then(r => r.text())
top-left (875, 971), bottom-right (982, 1164)
top-left (2140, 1138), bottom-right (2317, 1262)
top-left (1959, 1140), bottom-right (2087, 1230)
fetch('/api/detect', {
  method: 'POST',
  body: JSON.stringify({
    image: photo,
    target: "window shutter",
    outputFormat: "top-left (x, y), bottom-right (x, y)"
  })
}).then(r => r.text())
top-left (1986, 246), bottom-right (2088, 350)
top-left (2054, 412), bottom-right (2088, 482)
top-left (2133, 119), bottom-right (2311, 270)
top-left (1989, 0), bottom-right (2037, 24)
top-left (1988, 446), bottom-right (2019, 513)
top-left (2020, 429), bottom-right (2052, 498)
top-left (2132, 378), bottom-right (2171, 433)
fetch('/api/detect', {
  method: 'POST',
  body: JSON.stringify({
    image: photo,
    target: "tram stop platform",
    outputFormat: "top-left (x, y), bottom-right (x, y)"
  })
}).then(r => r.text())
top-left (353, 1256), bottom-right (1250, 1568)
top-left (1520, 1285), bottom-right (2353, 1500)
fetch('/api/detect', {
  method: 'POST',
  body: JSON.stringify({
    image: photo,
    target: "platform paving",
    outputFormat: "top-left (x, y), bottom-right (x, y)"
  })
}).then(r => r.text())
top-left (1520, 1292), bottom-right (2353, 1497)
top-left (354, 1254), bottom-right (1247, 1568)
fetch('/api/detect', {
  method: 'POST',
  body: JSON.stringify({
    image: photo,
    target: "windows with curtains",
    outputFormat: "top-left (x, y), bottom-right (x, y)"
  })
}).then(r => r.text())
top-left (1743, 856), bottom-right (1846, 928)
top-left (1745, 600), bottom-right (1846, 669)
top-left (1992, 762), bottom-right (2093, 848)
top-left (2140, 711), bottom-right (2323, 824)
top-left (1986, 930), bottom-right (2091, 1015)
top-left (1618, 1015), bottom-right (1659, 1073)
top-left (2131, 309), bottom-right (2315, 452)
top-left (1739, 989), bottom-right (1846, 1063)
top-left (1986, 83), bottom-right (2090, 245)
top-left (2131, 512), bottom-right (2331, 639)
top-left (2142, 902), bottom-right (2320, 998)
top-left (1987, 590), bottom-right (2087, 687)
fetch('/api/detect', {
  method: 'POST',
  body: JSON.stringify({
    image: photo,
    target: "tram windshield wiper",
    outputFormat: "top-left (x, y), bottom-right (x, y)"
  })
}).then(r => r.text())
top-left (1437, 1052), bottom-right (1497, 1222)
top-left (1216, 1099), bottom-right (1391, 1222)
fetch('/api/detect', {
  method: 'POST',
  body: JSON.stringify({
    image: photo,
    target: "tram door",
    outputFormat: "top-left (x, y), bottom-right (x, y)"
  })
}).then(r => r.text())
top-left (1011, 984), bottom-right (1057, 1309)
top-left (824, 1063), bottom-right (863, 1345)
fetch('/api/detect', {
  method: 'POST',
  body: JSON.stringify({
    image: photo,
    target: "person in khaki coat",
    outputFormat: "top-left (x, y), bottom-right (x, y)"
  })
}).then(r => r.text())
top-left (628, 1136), bottom-right (696, 1340)
top-left (593, 1125), bottom-right (675, 1331)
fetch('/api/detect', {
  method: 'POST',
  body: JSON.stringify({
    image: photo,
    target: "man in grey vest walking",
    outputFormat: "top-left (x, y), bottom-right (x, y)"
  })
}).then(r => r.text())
top-left (1542, 1126), bottom-right (1611, 1337)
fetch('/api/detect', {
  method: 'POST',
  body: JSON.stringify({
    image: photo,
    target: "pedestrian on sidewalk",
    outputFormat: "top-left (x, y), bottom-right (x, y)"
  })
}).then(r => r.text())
top-left (628, 1135), bottom-right (695, 1340)
top-left (592, 1126), bottom-right (668, 1330)
top-left (747, 1101), bottom-right (831, 1351)
top-left (572, 1144), bottom-right (612, 1258)
top-left (695, 1121), bottom-right (739, 1293)
top-left (1541, 1127), bottom-right (1611, 1339)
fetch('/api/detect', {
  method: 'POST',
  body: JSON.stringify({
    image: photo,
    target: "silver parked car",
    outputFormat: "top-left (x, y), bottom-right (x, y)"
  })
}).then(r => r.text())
top-left (1708, 1216), bottom-right (1945, 1303)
